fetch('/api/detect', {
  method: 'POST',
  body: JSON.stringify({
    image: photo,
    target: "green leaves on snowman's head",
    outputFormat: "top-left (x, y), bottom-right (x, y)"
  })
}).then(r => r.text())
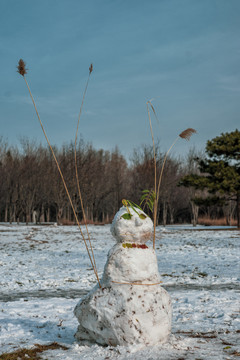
top-left (121, 213), bottom-right (132, 220)
top-left (121, 199), bottom-right (147, 220)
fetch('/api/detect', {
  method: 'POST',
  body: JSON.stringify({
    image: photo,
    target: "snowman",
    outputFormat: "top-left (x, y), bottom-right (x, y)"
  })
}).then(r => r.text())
top-left (74, 204), bottom-right (172, 346)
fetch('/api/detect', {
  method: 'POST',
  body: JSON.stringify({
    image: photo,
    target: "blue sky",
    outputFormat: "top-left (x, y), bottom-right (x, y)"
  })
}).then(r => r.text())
top-left (0, 0), bottom-right (239, 160)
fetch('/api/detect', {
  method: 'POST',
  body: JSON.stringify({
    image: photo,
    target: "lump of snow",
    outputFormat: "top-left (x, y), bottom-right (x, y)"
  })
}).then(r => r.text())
top-left (111, 206), bottom-right (153, 244)
top-left (74, 206), bottom-right (172, 346)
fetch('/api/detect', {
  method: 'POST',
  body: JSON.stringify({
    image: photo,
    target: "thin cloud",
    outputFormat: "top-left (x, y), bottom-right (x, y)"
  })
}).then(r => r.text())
top-left (218, 75), bottom-right (240, 93)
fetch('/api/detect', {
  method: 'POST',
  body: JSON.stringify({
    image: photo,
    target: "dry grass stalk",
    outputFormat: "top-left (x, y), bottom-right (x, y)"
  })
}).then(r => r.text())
top-left (146, 101), bottom-right (157, 249)
top-left (147, 100), bottom-right (196, 248)
top-left (17, 59), bottom-right (101, 288)
top-left (17, 58), bottom-right (27, 76)
top-left (156, 127), bottom-right (197, 206)
top-left (74, 63), bottom-right (98, 274)
top-left (179, 128), bottom-right (196, 140)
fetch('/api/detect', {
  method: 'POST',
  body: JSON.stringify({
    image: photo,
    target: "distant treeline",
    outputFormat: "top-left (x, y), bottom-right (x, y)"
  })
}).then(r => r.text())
top-left (0, 137), bottom-right (235, 225)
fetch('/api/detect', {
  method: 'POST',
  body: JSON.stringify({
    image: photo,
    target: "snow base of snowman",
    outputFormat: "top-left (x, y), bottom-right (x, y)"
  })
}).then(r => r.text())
top-left (74, 207), bottom-right (172, 346)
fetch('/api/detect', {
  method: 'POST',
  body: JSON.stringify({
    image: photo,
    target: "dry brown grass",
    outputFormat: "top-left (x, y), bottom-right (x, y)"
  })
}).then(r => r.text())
top-left (60, 218), bottom-right (75, 226)
top-left (61, 218), bottom-right (112, 225)
top-left (17, 59), bottom-right (101, 288)
top-left (0, 342), bottom-right (68, 360)
top-left (80, 219), bottom-right (111, 225)
top-left (198, 216), bottom-right (237, 226)
top-left (74, 64), bottom-right (98, 275)
top-left (146, 100), bottom-right (196, 248)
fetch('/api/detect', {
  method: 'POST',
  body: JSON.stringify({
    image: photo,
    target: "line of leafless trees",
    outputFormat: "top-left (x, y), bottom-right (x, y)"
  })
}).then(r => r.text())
top-left (0, 137), bottom-right (234, 225)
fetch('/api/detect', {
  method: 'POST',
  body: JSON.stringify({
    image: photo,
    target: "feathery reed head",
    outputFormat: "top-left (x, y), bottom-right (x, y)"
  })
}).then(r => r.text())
top-left (17, 59), bottom-right (27, 76)
top-left (89, 63), bottom-right (93, 74)
top-left (179, 128), bottom-right (197, 141)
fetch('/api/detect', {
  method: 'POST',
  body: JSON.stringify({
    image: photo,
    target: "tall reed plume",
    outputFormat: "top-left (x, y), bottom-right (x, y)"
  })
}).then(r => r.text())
top-left (74, 63), bottom-right (97, 274)
top-left (146, 100), bottom-right (196, 248)
top-left (17, 59), bottom-right (101, 288)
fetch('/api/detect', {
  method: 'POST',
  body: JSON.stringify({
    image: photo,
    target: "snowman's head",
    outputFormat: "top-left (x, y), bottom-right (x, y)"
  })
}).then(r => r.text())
top-left (110, 206), bottom-right (153, 243)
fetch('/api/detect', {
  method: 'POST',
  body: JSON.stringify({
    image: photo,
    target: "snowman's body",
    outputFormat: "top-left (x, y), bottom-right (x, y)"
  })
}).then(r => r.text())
top-left (74, 206), bottom-right (172, 346)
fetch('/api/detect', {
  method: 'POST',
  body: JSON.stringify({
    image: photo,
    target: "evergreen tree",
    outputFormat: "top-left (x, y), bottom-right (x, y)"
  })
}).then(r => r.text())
top-left (179, 130), bottom-right (240, 228)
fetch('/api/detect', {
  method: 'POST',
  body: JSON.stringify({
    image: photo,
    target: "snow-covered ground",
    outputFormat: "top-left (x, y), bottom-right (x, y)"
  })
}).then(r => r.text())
top-left (0, 223), bottom-right (239, 359)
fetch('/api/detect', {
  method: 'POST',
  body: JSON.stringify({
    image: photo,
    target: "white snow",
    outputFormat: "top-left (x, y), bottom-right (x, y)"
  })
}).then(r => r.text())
top-left (102, 244), bottom-right (161, 284)
top-left (111, 206), bottom-right (153, 243)
top-left (74, 247), bottom-right (171, 345)
top-left (74, 208), bottom-right (171, 346)
top-left (0, 223), bottom-right (239, 359)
